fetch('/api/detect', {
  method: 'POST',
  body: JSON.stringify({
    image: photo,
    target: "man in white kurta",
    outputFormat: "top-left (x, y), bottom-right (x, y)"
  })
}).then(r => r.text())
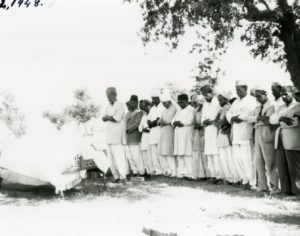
top-left (138, 99), bottom-right (154, 175)
top-left (216, 90), bottom-right (239, 184)
top-left (173, 94), bottom-right (195, 179)
top-left (158, 93), bottom-right (177, 177)
top-left (226, 81), bottom-right (257, 187)
top-left (102, 87), bottom-right (127, 182)
top-left (201, 85), bottom-right (222, 180)
top-left (148, 89), bottom-right (166, 175)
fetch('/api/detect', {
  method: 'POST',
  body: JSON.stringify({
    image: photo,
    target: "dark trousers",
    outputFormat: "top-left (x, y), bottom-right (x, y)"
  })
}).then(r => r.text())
top-left (276, 137), bottom-right (300, 195)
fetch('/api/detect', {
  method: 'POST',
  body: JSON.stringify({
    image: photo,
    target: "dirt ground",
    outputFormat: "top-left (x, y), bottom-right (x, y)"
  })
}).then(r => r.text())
top-left (0, 176), bottom-right (300, 236)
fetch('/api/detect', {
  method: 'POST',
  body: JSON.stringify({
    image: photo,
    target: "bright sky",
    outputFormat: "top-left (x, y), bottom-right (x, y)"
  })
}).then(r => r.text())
top-left (0, 0), bottom-right (291, 117)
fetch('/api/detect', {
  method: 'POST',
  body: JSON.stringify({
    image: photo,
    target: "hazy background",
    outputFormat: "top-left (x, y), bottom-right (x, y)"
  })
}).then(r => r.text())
top-left (0, 0), bottom-right (291, 118)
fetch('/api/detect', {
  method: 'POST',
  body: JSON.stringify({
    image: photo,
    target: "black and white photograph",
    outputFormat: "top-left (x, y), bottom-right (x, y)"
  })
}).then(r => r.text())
top-left (0, 0), bottom-right (300, 235)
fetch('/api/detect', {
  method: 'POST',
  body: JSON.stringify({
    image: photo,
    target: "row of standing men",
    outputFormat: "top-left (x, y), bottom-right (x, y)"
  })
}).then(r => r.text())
top-left (102, 81), bottom-right (300, 196)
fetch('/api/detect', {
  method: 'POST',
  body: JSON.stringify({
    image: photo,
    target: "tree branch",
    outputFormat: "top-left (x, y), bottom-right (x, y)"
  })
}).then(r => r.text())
top-left (243, 1), bottom-right (278, 22)
top-left (259, 0), bottom-right (271, 10)
top-left (277, 0), bottom-right (293, 15)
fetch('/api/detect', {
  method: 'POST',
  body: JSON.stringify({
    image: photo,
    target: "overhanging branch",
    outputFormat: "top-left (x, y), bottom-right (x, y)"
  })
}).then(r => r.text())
top-left (243, 0), bottom-right (279, 22)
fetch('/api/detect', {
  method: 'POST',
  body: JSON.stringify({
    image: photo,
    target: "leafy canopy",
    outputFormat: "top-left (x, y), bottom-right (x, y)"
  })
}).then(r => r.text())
top-left (125, 0), bottom-right (300, 82)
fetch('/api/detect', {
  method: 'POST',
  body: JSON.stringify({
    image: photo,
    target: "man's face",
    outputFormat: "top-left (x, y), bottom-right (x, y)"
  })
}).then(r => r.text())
top-left (152, 97), bottom-right (160, 106)
top-left (106, 91), bottom-right (117, 104)
top-left (139, 101), bottom-right (145, 111)
top-left (217, 95), bottom-right (228, 107)
top-left (255, 93), bottom-right (268, 105)
top-left (236, 86), bottom-right (247, 98)
top-left (282, 91), bottom-right (293, 104)
top-left (272, 85), bottom-right (282, 99)
top-left (203, 92), bottom-right (213, 102)
top-left (178, 100), bottom-right (188, 109)
top-left (127, 101), bottom-right (137, 111)
top-left (162, 101), bottom-right (171, 109)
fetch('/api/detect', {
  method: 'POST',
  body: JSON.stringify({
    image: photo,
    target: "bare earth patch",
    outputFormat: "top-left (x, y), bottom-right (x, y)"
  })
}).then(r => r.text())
top-left (0, 177), bottom-right (300, 236)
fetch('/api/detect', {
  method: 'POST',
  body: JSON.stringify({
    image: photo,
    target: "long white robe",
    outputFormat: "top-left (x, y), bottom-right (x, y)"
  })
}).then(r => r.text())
top-left (148, 103), bottom-right (165, 145)
top-left (173, 105), bottom-right (195, 156)
top-left (173, 105), bottom-right (195, 178)
top-left (201, 97), bottom-right (222, 178)
top-left (148, 103), bottom-right (165, 175)
top-left (226, 95), bottom-right (257, 186)
top-left (138, 113), bottom-right (153, 174)
top-left (202, 97), bottom-right (221, 155)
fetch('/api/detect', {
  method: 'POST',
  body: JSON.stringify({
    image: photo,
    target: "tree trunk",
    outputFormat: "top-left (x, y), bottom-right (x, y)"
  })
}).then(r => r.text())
top-left (279, 13), bottom-right (300, 89)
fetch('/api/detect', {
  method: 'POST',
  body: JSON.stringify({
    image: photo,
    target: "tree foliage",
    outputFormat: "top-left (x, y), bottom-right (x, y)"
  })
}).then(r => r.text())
top-left (43, 89), bottom-right (101, 130)
top-left (0, 92), bottom-right (26, 138)
top-left (125, 0), bottom-right (300, 88)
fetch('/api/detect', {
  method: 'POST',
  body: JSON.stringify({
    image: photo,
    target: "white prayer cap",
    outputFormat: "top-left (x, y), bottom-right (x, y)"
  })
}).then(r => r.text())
top-left (196, 95), bottom-right (205, 104)
top-left (254, 85), bottom-right (267, 95)
top-left (254, 85), bottom-right (266, 92)
top-left (151, 88), bottom-right (161, 97)
top-left (218, 90), bottom-right (231, 100)
top-left (235, 80), bottom-right (248, 86)
top-left (160, 92), bottom-right (172, 102)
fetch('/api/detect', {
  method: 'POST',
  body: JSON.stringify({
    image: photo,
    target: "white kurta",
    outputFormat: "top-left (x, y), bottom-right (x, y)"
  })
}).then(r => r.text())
top-left (201, 96), bottom-right (221, 155)
top-left (226, 95), bottom-right (257, 145)
top-left (139, 113), bottom-right (150, 151)
top-left (226, 95), bottom-right (257, 186)
top-left (138, 113), bottom-right (153, 174)
top-left (102, 100), bottom-right (126, 145)
top-left (272, 97), bottom-right (285, 113)
top-left (148, 103), bottom-right (165, 145)
top-left (173, 105), bottom-right (195, 156)
top-left (103, 100), bottom-right (127, 179)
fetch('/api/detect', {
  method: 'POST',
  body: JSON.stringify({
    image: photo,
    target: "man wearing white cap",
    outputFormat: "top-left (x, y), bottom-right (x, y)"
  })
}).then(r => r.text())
top-left (148, 88), bottom-right (166, 175)
top-left (247, 87), bottom-right (278, 192)
top-left (102, 87), bottom-right (127, 183)
top-left (158, 93), bottom-right (177, 177)
top-left (201, 85), bottom-right (222, 182)
top-left (138, 99), bottom-right (154, 175)
top-left (216, 90), bottom-right (239, 184)
top-left (226, 80), bottom-right (257, 187)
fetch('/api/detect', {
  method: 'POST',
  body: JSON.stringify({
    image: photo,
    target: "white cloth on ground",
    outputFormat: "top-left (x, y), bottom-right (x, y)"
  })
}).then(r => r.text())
top-left (0, 120), bottom-right (84, 193)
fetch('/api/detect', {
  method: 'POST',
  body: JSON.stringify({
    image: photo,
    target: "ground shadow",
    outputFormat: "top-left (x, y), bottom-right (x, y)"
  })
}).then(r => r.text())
top-left (1, 176), bottom-right (300, 205)
top-left (222, 208), bottom-right (300, 228)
